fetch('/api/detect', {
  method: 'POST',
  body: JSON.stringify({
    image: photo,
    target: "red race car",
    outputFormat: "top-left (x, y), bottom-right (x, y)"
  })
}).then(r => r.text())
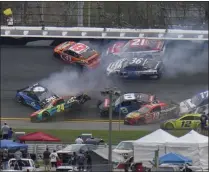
top-left (124, 102), bottom-right (178, 125)
top-left (106, 38), bottom-right (165, 59)
top-left (53, 41), bottom-right (100, 68)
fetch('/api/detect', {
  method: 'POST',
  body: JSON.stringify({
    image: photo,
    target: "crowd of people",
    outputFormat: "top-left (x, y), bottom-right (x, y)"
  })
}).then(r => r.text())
top-left (42, 147), bottom-right (92, 171)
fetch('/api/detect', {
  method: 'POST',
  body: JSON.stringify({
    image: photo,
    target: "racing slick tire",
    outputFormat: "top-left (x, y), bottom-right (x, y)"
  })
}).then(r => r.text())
top-left (16, 96), bottom-right (25, 105)
top-left (30, 116), bottom-right (39, 123)
top-left (41, 111), bottom-right (51, 122)
top-left (165, 123), bottom-right (174, 130)
top-left (137, 118), bottom-right (146, 125)
top-left (53, 52), bottom-right (60, 59)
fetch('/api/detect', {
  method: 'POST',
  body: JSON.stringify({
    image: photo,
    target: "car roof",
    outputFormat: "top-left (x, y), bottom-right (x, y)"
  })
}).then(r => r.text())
top-left (182, 113), bottom-right (201, 117)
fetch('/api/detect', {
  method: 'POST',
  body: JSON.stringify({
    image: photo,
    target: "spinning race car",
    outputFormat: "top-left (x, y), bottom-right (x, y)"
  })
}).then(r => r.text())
top-left (30, 93), bottom-right (91, 122)
top-left (97, 92), bottom-right (159, 117)
top-left (106, 38), bottom-right (165, 59)
top-left (15, 83), bottom-right (59, 110)
top-left (106, 57), bottom-right (164, 79)
top-left (160, 113), bottom-right (209, 130)
top-left (53, 41), bottom-right (100, 68)
top-left (124, 102), bottom-right (179, 125)
top-left (179, 90), bottom-right (208, 115)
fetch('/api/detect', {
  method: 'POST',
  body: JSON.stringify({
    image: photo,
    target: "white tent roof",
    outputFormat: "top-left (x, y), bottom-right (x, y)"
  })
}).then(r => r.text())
top-left (166, 130), bottom-right (208, 147)
top-left (134, 129), bottom-right (177, 146)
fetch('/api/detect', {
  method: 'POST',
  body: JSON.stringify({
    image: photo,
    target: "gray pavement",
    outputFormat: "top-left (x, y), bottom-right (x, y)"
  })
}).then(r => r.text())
top-left (0, 45), bottom-right (208, 130)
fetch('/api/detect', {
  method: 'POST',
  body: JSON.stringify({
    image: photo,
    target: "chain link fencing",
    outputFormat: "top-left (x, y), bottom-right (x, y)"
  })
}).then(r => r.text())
top-left (1, 1), bottom-right (208, 29)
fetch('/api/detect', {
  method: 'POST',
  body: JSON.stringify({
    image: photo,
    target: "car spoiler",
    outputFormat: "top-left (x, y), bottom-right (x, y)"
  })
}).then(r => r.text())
top-left (17, 86), bottom-right (29, 93)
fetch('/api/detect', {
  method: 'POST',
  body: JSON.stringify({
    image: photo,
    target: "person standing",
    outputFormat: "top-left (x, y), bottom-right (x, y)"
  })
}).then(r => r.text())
top-left (2, 149), bottom-right (9, 170)
top-left (77, 153), bottom-right (85, 171)
top-left (75, 136), bottom-right (84, 144)
top-left (8, 128), bottom-right (13, 139)
top-left (86, 151), bottom-right (92, 171)
top-left (43, 148), bottom-right (51, 171)
top-left (1, 122), bottom-right (10, 139)
top-left (14, 149), bottom-right (23, 170)
top-left (50, 150), bottom-right (58, 169)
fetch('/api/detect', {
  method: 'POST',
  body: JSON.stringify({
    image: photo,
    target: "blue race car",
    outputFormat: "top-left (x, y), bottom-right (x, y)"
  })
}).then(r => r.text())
top-left (97, 92), bottom-right (159, 117)
top-left (15, 83), bottom-right (59, 110)
top-left (106, 57), bottom-right (164, 79)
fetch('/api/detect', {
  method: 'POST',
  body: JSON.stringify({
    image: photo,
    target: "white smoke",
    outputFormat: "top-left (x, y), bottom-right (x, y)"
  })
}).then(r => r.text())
top-left (163, 41), bottom-right (208, 78)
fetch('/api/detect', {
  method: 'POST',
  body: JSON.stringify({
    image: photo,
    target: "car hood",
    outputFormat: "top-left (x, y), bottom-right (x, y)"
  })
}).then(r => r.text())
top-left (179, 98), bottom-right (196, 114)
top-left (113, 149), bottom-right (133, 154)
top-left (125, 111), bottom-right (141, 118)
top-left (106, 58), bottom-right (127, 75)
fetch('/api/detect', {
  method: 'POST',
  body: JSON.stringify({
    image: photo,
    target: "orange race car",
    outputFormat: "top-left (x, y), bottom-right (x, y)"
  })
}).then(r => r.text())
top-left (124, 102), bottom-right (179, 125)
top-left (53, 41), bottom-right (100, 68)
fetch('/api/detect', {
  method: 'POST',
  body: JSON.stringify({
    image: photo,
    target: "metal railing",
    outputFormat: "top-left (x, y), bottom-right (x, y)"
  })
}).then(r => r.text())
top-left (1, 2), bottom-right (208, 29)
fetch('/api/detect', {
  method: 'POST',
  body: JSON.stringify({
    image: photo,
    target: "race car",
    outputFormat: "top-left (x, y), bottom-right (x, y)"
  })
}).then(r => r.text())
top-left (179, 90), bottom-right (208, 115)
top-left (97, 92), bottom-right (159, 117)
top-left (106, 57), bottom-right (164, 79)
top-left (160, 113), bottom-right (208, 130)
top-left (15, 83), bottom-right (59, 110)
top-left (124, 102), bottom-right (179, 125)
top-left (106, 38), bottom-right (165, 59)
top-left (30, 93), bottom-right (91, 122)
top-left (53, 41), bottom-right (100, 68)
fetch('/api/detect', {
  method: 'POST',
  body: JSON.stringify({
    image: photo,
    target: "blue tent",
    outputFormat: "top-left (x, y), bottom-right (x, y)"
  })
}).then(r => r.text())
top-left (0, 140), bottom-right (28, 149)
top-left (159, 153), bottom-right (192, 165)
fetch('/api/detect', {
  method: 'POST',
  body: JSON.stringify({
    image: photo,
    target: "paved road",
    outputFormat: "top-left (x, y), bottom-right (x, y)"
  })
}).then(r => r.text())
top-left (0, 45), bottom-right (208, 130)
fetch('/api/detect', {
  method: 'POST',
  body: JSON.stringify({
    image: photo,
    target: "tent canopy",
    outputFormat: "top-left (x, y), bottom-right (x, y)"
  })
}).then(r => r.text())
top-left (18, 132), bottom-right (61, 142)
top-left (159, 152), bottom-right (192, 165)
top-left (134, 129), bottom-right (177, 146)
top-left (0, 140), bottom-right (28, 149)
top-left (166, 130), bottom-right (208, 147)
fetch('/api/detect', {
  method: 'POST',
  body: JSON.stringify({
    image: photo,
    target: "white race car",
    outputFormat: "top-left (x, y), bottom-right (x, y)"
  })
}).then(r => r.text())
top-left (179, 90), bottom-right (208, 115)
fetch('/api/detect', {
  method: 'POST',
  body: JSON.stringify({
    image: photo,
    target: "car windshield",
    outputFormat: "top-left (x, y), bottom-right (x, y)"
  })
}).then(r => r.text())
top-left (191, 95), bottom-right (203, 106)
top-left (81, 49), bottom-right (96, 59)
top-left (115, 142), bottom-right (133, 150)
top-left (137, 106), bottom-right (150, 114)
top-left (115, 96), bottom-right (123, 106)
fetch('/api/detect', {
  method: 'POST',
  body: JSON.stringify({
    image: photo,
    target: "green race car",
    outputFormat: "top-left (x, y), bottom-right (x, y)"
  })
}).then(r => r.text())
top-left (160, 113), bottom-right (208, 130)
top-left (30, 93), bottom-right (91, 122)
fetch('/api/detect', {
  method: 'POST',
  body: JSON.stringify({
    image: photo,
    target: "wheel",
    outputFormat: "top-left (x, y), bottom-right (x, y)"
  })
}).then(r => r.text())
top-left (165, 123), bottom-right (174, 130)
top-left (100, 110), bottom-right (109, 118)
top-left (16, 96), bottom-right (25, 104)
top-left (41, 111), bottom-right (51, 122)
top-left (137, 118), bottom-right (145, 125)
top-left (53, 52), bottom-right (60, 58)
top-left (30, 116), bottom-right (38, 123)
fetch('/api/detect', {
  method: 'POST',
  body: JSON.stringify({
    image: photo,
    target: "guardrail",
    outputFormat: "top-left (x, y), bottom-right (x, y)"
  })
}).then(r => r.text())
top-left (1, 26), bottom-right (208, 40)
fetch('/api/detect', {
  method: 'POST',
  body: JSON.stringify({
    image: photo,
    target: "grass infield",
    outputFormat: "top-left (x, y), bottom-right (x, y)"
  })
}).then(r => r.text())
top-left (13, 128), bottom-right (189, 144)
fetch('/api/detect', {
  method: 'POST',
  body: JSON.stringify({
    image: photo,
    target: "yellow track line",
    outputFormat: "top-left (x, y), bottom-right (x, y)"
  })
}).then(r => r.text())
top-left (0, 117), bottom-right (123, 123)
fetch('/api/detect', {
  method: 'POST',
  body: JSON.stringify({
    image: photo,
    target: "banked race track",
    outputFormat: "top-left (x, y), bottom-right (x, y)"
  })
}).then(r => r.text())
top-left (1, 41), bottom-right (208, 130)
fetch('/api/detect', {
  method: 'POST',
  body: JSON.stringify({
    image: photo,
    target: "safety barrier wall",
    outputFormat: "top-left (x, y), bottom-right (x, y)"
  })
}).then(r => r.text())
top-left (1, 26), bottom-right (208, 40)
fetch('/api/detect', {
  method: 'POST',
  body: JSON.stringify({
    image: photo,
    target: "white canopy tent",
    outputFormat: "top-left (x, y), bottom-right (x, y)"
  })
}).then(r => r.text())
top-left (133, 129), bottom-right (178, 167)
top-left (165, 130), bottom-right (208, 170)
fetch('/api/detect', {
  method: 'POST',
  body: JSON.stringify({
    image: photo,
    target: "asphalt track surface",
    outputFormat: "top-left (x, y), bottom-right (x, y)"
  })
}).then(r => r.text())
top-left (1, 46), bottom-right (208, 130)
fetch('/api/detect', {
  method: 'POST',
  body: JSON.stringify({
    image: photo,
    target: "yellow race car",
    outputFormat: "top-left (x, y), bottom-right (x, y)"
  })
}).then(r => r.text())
top-left (160, 113), bottom-right (208, 130)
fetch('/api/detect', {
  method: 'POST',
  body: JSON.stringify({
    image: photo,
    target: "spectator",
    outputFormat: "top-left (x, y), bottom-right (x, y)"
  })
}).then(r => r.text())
top-left (75, 136), bottom-right (84, 144)
top-left (50, 150), bottom-right (58, 169)
top-left (77, 153), bottom-right (85, 171)
top-left (14, 149), bottom-right (23, 170)
top-left (86, 151), bottom-right (92, 171)
top-left (2, 149), bottom-right (9, 170)
top-left (1, 122), bottom-right (10, 139)
top-left (71, 152), bottom-right (77, 166)
top-left (43, 148), bottom-right (51, 171)
top-left (8, 128), bottom-right (13, 139)
top-left (200, 113), bottom-right (208, 132)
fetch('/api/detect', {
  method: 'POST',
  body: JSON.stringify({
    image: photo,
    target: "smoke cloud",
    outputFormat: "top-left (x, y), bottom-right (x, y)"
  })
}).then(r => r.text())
top-left (163, 41), bottom-right (208, 77)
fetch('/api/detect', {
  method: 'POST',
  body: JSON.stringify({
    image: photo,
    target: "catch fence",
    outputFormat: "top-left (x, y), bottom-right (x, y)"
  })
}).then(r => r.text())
top-left (1, 1), bottom-right (208, 29)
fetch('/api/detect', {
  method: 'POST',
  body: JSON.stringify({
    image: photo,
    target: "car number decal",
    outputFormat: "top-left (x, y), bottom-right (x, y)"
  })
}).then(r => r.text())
top-left (33, 86), bottom-right (45, 92)
top-left (45, 96), bottom-right (57, 103)
top-left (69, 43), bottom-right (88, 54)
top-left (124, 93), bottom-right (135, 100)
top-left (57, 104), bottom-right (65, 112)
top-left (200, 91), bottom-right (208, 99)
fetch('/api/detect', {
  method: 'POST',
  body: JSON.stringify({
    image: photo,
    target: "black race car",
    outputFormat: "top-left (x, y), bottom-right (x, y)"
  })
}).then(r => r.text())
top-left (15, 83), bottom-right (59, 110)
top-left (97, 92), bottom-right (159, 117)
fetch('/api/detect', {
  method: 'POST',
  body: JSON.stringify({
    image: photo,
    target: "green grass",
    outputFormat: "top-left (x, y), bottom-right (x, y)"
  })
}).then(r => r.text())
top-left (13, 128), bottom-right (189, 144)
